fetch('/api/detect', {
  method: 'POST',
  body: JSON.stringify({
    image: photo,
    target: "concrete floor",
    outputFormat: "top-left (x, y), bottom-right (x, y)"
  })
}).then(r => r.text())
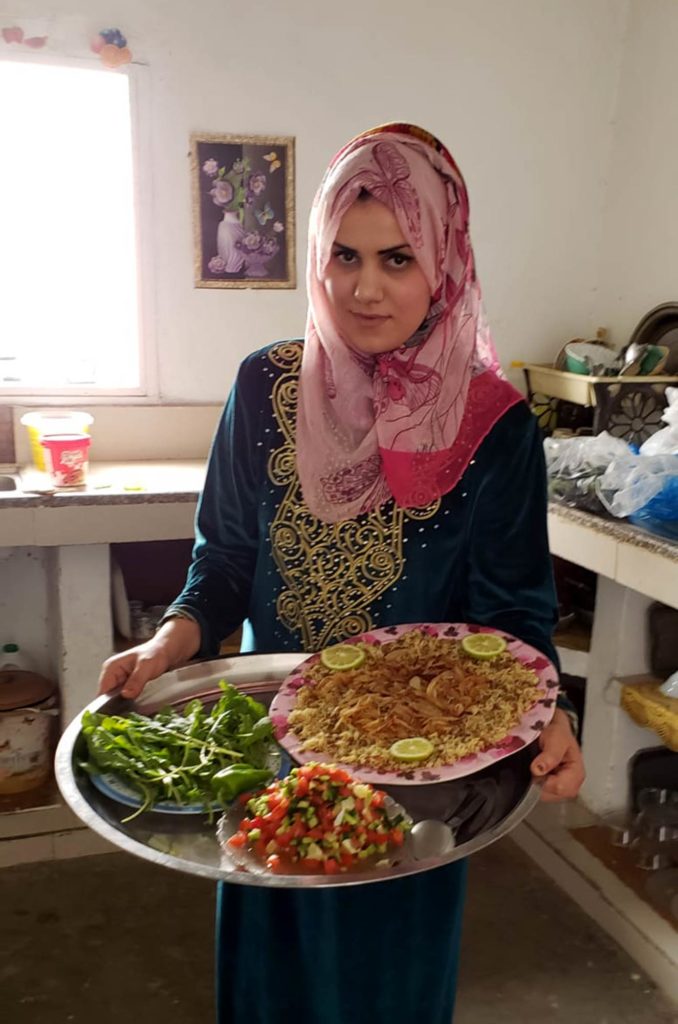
top-left (1, 838), bottom-right (676, 1024)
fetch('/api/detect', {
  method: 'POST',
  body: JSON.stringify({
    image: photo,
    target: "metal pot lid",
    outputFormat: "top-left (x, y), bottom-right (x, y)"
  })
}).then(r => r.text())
top-left (0, 670), bottom-right (56, 712)
top-left (628, 302), bottom-right (678, 374)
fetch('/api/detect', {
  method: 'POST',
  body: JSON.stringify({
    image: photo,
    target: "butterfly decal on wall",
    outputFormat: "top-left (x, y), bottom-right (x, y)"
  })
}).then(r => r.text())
top-left (263, 152), bottom-right (282, 172)
top-left (255, 203), bottom-right (275, 226)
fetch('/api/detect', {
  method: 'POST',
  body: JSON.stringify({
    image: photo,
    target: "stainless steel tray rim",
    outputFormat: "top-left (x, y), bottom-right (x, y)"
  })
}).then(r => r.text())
top-left (55, 653), bottom-right (541, 888)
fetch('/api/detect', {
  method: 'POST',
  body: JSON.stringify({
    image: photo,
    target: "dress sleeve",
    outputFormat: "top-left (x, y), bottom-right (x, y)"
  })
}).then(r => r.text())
top-left (168, 358), bottom-right (264, 656)
top-left (460, 403), bottom-right (560, 668)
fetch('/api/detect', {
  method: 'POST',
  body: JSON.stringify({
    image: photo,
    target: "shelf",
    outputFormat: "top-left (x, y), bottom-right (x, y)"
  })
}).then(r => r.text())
top-left (514, 801), bottom-right (678, 1002)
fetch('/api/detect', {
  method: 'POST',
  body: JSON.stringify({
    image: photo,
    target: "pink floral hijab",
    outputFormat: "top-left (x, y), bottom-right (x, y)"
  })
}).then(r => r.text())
top-left (296, 123), bottom-right (523, 523)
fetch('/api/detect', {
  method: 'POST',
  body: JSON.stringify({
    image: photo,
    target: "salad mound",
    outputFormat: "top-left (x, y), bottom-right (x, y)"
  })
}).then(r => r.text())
top-left (80, 682), bottom-right (275, 818)
top-left (227, 762), bottom-right (411, 874)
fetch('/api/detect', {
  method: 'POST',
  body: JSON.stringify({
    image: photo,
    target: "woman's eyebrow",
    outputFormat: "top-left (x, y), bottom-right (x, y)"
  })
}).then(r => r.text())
top-left (332, 242), bottom-right (413, 255)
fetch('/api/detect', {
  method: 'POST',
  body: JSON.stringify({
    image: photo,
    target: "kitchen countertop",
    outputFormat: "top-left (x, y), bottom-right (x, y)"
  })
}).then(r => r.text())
top-left (548, 502), bottom-right (677, 561)
top-left (0, 461), bottom-right (206, 509)
top-left (1, 463), bottom-right (676, 562)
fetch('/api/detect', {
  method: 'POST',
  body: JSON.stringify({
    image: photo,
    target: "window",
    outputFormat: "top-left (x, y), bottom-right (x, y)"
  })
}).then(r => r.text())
top-left (0, 58), bottom-right (149, 396)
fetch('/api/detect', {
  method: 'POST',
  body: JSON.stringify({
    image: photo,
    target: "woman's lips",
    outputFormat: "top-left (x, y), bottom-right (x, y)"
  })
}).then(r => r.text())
top-left (350, 312), bottom-right (391, 326)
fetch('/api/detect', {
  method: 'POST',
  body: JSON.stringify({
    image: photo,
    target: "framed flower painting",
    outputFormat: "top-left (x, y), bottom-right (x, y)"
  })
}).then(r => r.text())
top-left (191, 132), bottom-right (295, 289)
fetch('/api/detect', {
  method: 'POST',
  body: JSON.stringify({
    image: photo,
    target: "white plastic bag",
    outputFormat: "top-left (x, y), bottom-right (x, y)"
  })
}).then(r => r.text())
top-left (596, 454), bottom-right (678, 517)
top-left (639, 387), bottom-right (678, 454)
top-left (543, 432), bottom-right (630, 478)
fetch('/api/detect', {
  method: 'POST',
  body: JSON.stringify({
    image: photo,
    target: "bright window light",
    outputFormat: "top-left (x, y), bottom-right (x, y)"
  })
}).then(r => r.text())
top-left (0, 60), bottom-right (142, 392)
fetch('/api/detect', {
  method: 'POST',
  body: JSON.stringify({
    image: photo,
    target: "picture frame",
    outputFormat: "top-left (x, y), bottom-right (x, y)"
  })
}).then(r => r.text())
top-left (190, 132), bottom-right (296, 289)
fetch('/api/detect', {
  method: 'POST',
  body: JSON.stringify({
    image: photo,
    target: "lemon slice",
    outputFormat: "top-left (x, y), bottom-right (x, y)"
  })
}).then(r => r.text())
top-left (389, 737), bottom-right (434, 762)
top-left (461, 633), bottom-right (507, 660)
top-left (320, 644), bottom-right (366, 671)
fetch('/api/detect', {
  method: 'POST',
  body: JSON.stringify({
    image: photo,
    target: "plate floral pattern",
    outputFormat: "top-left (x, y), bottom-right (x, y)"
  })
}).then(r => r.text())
top-left (269, 623), bottom-right (559, 785)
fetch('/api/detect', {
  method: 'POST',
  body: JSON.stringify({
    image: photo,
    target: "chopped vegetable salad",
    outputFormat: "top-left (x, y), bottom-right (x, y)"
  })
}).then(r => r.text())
top-left (228, 763), bottom-right (411, 874)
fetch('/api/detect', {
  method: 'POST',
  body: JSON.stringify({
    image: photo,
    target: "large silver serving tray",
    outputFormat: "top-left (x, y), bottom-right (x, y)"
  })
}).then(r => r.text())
top-left (55, 653), bottom-right (540, 888)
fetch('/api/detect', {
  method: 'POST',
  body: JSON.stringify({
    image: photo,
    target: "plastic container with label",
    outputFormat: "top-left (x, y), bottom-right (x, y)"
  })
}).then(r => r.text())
top-left (40, 433), bottom-right (91, 489)
top-left (20, 411), bottom-right (93, 471)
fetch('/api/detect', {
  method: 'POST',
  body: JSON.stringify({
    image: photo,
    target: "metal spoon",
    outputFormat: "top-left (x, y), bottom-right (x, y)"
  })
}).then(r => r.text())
top-left (409, 819), bottom-right (456, 860)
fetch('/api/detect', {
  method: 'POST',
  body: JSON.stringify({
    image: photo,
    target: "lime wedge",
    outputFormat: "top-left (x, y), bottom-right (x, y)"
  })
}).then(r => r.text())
top-left (389, 737), bottom-right (434, 762)
top-left (320, 644), bottom-right (366, 671)
top-left (461, 633), bottom-right (507, 660)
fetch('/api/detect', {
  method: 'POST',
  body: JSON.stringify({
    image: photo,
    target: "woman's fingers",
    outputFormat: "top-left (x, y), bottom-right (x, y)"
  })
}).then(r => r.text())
top-left (98, 652), bottom-right (137, 694)
top-left (120, 652), bottom-right (167, 699)
top-left (97, 646), bottom-right (169, 699)
top-left (530, 710), bottom-right (586, 803)
top-left (539, 754), bottom-right (586, 802)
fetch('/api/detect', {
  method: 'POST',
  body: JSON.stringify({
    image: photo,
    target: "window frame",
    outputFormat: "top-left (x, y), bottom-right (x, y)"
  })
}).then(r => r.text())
top-left (0, 52), bottom-right (158, 404)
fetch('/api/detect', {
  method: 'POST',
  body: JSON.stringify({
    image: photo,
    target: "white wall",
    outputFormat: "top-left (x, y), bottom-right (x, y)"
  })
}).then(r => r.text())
top-left (4, 0), bottom-right (630, 400)
top-left (594, 0), bottom-right (678, 347)
top-left (0, 548), bottom-right (53, 679)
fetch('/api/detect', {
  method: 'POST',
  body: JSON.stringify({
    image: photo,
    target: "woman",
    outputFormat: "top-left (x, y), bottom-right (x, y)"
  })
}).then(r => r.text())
top-left (100, 123), bottom-right (585, 1024)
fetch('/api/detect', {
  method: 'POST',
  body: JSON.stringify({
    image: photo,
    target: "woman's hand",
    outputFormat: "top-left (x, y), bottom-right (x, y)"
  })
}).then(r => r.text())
top-left (530, 708), bottom-right (586, 802)
top-left (98, 617), bottom-right (202, 700)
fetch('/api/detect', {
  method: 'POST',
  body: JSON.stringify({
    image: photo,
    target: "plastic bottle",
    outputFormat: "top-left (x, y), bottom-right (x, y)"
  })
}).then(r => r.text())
top-left (0, 643), bottom-right (33, 672)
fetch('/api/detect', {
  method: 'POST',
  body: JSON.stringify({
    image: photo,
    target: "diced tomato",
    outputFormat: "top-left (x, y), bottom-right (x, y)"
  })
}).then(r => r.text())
top-left (340, 851), bottom-right (355, 868)
top-left (266, 854), bottom-right (283, 873)
top-left (290, 821), bottom-right (306, 840)
top-left (330, 769), bottom-right (351, 783)
top-left (367, 830), bottom-right (385, 844)
top-left (371, 791), bottom-right (385, 808)
top-left (389, 829), bottom-right (404, 846)
top-left (354, 798), bottom-right (364, 813)
top-left (300, 858), bottom-right (323, 872)
top-left (307, 826), bottom-right (324, 841)
top-left (295, 775), bottom-right (309, 797)
top-left (266, 793), bottom-right (289, 812)
top-left (227, 831), bottom-right (248, 848)
top-left (254, 838), bottom-right (267, 858)
top-left (265, 806), bottom-right (287, 826)
top-left (324, 858), bottom-right (340, 874)
top-left (274, 830), bottom-right (293, 848)
top-left (242, 815), bottom-right (264, 831)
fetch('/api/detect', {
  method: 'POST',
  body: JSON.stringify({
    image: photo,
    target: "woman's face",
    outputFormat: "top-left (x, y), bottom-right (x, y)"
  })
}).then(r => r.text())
top-left (322, 196), bottom-right (432, 356)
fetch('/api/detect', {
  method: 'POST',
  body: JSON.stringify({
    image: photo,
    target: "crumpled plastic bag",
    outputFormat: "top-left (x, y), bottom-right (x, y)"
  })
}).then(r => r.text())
top-left (639, 387), bottom-right (678, 455)
top-left (544, 432), bottom-right (631, 477)
top-left (596, 453), bottom-right (678, 518)
top-left (544, 432), bottom-right (632, 511)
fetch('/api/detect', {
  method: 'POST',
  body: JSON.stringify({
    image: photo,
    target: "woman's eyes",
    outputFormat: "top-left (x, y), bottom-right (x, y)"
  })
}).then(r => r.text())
top-left (386, 253), bottom-right (413, 269)
top-left (332, 250), bottom-right (413, 269)
top-left (335, 250), bottom-right (358, 265)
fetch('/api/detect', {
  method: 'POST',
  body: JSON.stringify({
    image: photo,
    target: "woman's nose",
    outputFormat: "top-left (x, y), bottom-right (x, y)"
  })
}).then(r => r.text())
top-left (353, 264), bottom-right (384, 304)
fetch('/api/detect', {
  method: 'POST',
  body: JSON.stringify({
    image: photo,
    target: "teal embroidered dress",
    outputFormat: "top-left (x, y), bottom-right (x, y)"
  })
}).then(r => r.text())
top-left (170, 340), bottom-right (559, 1024)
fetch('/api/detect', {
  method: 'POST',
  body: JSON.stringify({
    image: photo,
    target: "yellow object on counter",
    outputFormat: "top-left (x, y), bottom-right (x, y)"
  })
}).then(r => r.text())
top-left (620, 679), bottom-right (678, 752)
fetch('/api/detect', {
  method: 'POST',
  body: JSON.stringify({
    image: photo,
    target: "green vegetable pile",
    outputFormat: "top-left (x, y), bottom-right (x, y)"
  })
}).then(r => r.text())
top-left (80, 682), bottom-right (275, 820)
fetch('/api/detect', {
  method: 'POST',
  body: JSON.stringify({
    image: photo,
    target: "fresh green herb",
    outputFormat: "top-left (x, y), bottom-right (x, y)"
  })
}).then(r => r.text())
top-left (80, 682), bottom-right (275, 821)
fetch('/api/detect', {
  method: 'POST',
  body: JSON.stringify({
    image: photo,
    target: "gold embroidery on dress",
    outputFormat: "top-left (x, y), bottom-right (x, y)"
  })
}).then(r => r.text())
top-left (267, 341), bottom-right (439, 651)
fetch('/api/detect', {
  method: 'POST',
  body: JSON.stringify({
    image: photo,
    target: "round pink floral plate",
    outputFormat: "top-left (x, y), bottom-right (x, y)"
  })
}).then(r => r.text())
top-left (269, 622), bottom-right (559, 785)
